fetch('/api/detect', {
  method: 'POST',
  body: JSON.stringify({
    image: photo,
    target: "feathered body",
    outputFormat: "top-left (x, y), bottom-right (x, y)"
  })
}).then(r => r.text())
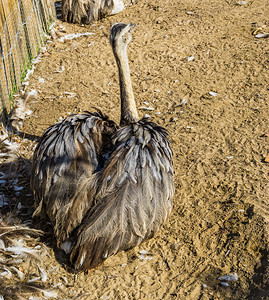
top-left (62, 0), bottom-right (138, 24)
top-left (31, 23), bottom-right (174, 272)
top-left (70, 119), bottom-right (174, 270)
top-left (31, 111), bottom-right (117, 245)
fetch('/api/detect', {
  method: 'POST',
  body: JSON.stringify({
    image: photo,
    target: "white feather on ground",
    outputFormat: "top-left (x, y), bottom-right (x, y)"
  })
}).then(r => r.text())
top-left (59, 32), bottom-right (94, 42)
top-left (10, 266), bottom-right (25, 279)
top-left (0, 217), bottom-right (58, 297)
top-left (38, 266), bottom-right (48, 282)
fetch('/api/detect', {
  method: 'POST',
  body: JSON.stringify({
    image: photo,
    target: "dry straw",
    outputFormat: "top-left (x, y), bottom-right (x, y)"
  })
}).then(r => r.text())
top-left (0, 0), bottom-right (55, 121)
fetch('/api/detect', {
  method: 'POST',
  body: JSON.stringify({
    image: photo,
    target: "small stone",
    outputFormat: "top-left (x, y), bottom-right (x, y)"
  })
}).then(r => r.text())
top-left (218, 273), bottom-right (238, 282)
top-left (209, 91), bottom-right (218, 97)
top-left (156, 17), bottom-right (164, 24)
top-left (221, 282), bottom-right (229, 287)
top-left (187, 55), bottom-right (195, 62)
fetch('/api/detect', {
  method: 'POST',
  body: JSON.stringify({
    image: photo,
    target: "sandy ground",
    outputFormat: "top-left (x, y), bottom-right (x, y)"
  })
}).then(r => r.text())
top-left (0, 0), bottom-right (269, 299)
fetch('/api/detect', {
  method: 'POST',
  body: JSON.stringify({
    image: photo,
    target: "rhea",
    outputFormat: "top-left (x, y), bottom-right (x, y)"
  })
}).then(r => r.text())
top-left (31, 23), bottom-right (174, 272)
top-left (62, 0), bottom-right (138, 24)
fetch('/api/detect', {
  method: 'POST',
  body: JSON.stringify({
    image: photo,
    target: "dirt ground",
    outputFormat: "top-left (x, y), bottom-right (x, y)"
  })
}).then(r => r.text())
top-left (0, 0), bottom-right (269, 299)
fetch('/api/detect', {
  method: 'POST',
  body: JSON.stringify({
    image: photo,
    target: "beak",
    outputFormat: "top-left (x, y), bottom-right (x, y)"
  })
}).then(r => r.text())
top-left (129, 23), bottom-right (136, 32)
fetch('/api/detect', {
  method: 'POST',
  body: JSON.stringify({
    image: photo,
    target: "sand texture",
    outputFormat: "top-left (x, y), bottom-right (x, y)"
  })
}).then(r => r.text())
top-left (0, 0), bottom-right (268, 299)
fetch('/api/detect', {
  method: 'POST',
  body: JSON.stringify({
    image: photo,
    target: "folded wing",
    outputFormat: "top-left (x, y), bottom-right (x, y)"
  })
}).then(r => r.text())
top-left (70, 119), bottom-right (174, 271)
top-left (31, 111), bottom-right (117, 244)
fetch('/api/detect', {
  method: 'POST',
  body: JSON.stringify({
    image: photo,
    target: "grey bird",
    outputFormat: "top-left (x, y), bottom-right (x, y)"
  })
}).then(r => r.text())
top-left (31, 23), bottom-right (174, 272)
top-left (62, 0), bottom-right (138, 24)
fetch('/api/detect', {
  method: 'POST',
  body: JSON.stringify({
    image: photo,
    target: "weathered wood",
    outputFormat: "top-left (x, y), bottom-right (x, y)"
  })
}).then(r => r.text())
top-left (0, 0), bottom-right (17, 33)
top-left (0, 0), bottom-right (55, 116)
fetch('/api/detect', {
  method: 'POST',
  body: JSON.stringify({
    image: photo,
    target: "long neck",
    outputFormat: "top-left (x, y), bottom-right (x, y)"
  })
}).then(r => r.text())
top-left (114, 46), bottom-right (139, 125)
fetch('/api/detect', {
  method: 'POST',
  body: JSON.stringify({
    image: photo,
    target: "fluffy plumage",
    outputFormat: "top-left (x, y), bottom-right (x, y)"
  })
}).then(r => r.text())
top-left (62, 0), bottom-right (138, 24)
top-left (31, 111), bottom-right (117, 244)
top-left (70, 119), bottom-right (174, 271)
top-left (31, 23), bottom-right (174, 272)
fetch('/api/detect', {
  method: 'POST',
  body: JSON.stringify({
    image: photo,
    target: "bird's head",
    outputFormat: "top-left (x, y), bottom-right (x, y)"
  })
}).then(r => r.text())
top-left (110, 23), bottom-right (136, 53)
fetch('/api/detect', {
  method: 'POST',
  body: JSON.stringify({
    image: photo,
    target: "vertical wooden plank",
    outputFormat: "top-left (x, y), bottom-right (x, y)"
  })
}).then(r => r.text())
top-left (9, 3), bottom-right (21, 91)
top-left (1, 25), bottom-right (12, 107)
top-left (0, 33), bottom-right (9, 113)
top-left (1, 0), bottom-right (22, 109)
top-left (0, 0), bottom-right (56, 115)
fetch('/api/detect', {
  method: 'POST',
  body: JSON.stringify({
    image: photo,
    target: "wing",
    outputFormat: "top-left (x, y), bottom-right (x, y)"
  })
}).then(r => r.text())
top-left (70, 119), bottom-right (174, 271)
top-left (30, 111), bottom-right (117, 244)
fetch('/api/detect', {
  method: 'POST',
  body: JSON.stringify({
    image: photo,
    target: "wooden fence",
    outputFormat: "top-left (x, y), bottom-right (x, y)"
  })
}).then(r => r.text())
top-left (0, 0), bottom-right (55, 119)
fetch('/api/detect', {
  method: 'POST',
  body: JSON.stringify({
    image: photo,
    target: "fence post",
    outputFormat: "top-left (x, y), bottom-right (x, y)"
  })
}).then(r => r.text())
top-left (0, 0), bottom-right (55, 124)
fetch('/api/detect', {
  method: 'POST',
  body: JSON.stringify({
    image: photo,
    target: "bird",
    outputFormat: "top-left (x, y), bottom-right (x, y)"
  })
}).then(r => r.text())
top-left (30, 23), bottom-right (174, 272)
top-left (62, 0), bottom-right (138, 25)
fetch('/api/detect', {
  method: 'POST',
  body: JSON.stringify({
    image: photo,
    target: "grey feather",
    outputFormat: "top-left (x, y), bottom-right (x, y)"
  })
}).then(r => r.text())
top-left (31, 112), bottom-right (117, 243)
top-left (31, 24), bottom-right (174, 273)
top-left (69, 119), bottom-right (174, 272)
top-left (62, 0), bottom-right (138, 24)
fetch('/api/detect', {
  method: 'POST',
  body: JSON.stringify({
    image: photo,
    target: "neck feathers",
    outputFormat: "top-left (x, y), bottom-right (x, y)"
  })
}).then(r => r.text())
top-left (113, 45), bottom-right (139, 125)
